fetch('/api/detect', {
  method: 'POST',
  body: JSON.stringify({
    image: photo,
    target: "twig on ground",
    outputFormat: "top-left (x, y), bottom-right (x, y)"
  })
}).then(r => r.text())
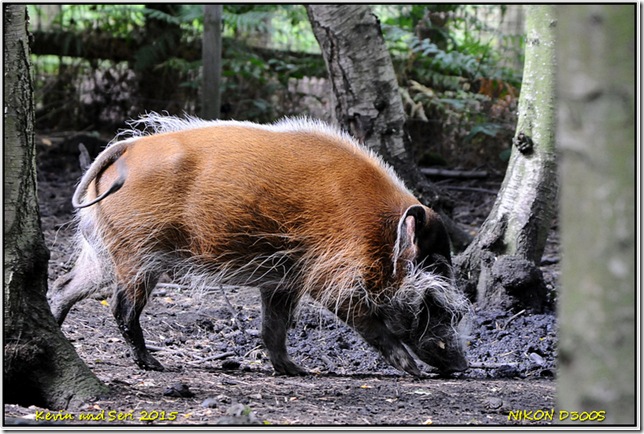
top-left (186, 351), bottom-right (235, 365)
top-left (503, 309), bottom-right (526, 329)
top-left (468, 362), bottom-right (519, 370)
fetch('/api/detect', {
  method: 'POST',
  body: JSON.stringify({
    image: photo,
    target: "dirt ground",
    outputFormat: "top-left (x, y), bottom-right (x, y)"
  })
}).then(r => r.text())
top-left (4, 133), bottom-right (559, 427)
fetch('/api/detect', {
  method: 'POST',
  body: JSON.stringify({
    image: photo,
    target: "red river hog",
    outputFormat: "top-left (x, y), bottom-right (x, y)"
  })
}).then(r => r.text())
top-left (47, 113), bottom-right (469, 376)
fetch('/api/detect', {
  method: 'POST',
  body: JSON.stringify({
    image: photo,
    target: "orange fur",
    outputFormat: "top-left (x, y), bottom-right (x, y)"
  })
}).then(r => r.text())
top-left (88, 123), bottom-right (422, 305)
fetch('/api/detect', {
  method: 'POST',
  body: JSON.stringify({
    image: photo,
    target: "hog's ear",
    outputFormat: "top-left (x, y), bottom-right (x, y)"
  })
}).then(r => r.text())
top-left (393, 205), bottom-right (452, 276)
top-left (416, 208), bottom-right (453, 275)
top-left (393, 205), bottom-right (427, 274)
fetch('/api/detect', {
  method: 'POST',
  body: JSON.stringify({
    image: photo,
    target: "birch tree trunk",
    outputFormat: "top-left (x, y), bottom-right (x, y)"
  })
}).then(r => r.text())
top-left (556, 4), bottom-right (635, 425)
top-left (454, 5), bottom-right (558, 311)
top-left (306, 4), bottom-right (471, 250)
top-left (3, 4), bottom-right (108, 409)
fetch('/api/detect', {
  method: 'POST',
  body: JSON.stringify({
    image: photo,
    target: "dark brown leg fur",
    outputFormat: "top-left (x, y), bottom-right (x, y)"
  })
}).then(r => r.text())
top-left (260, 288), bottom-right (307, 376)
top-left (112, 277), bottom-right (163, 371)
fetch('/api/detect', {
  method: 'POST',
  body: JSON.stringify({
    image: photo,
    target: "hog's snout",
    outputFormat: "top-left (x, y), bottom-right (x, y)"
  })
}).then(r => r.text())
top-left (411, 334), bottom-right (468, 375)
top-left (435, 353), bottom-right (468, 374)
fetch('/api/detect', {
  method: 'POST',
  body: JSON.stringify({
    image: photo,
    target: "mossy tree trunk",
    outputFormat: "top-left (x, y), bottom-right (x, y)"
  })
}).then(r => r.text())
top-left (454, 5), bottom-right (558, 312)
top-left (306, 4), bottom-right (471, 250)
top-left (556, 4), bottom-right (635, 425)
top-left (3, 4), bottom-right (108, 410)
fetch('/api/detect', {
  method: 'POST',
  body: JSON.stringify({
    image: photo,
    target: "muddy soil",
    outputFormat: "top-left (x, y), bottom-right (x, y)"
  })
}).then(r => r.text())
top-left (4, 133), bottom-right (559, 426)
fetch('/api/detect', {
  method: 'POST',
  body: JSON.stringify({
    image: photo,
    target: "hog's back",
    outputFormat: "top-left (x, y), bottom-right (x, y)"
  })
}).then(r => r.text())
top-left (87, 125), bottom-right (417, 264)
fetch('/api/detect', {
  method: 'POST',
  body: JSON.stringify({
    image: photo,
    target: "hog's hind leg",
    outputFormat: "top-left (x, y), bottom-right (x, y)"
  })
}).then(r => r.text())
top-left (112, 273), bottom-right (164, 371)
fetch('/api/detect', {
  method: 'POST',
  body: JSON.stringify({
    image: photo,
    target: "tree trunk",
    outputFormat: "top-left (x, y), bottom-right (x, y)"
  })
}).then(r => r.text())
top-left (3, 4), bottom-right (108, 410)
top-left (555, 5), bottom-right (635, 425)
top-left (306, 4), bottom-right (471, 250)
top-left (202, 5), bottom-right (222, 120)
top-left (454, 5), bottom-right (558, 311)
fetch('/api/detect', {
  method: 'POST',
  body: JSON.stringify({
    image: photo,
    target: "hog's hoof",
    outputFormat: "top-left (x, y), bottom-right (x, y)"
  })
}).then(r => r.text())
top-left (272, 360), bottom-right (308, 376)
top-left (135, 354), bottom-right (165, 371)
top-left (387, 347), bottom-right (421, 377)
top-left (400, 361), bottom-right (422, 378)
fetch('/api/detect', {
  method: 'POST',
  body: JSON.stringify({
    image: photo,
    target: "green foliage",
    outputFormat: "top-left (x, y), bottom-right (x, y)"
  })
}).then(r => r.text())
top-left (381, 7), bottom-right (522, 89)
top-left (377, 5), bottom-right (524, 169)
top-left (28, 3), bottom-right (524, 163)
top-left (223, 7), bottom-right (274, 35)
top-left (39, 5), bottom-right (145, 36)
top-left (29, 4), bottom-right (323, 125)
top-left (221, 5), bottom-right (317, 53)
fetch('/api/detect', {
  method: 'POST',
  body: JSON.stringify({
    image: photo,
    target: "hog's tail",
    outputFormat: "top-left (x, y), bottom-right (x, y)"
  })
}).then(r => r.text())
top-left (72, 139), bottom-right (131, 209)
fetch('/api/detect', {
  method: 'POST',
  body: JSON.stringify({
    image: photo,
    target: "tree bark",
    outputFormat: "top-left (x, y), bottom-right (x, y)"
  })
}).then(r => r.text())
top-left (202, 5), bottom-right (223, 119)
top-left (306, 4), bottom-right (471, 250)
top-left (3, 4), bottom-right (108, 410)
top-left (454, 5), bottom-right (558, 311)
top-left (555, 5), bottom-right (635, 425)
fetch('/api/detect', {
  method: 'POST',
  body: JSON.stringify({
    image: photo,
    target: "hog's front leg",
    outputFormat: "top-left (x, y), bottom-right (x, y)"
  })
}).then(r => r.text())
top-left (260, 288), bottom-right (308, 376)
top-left (333, 303), bottom-right (421, 377)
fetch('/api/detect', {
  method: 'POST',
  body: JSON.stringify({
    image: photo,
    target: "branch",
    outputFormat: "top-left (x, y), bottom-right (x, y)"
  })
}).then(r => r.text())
top-left (420, 167), bottom-right (489, 179)
top-left (30, 30), bottom-right (323, 68)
